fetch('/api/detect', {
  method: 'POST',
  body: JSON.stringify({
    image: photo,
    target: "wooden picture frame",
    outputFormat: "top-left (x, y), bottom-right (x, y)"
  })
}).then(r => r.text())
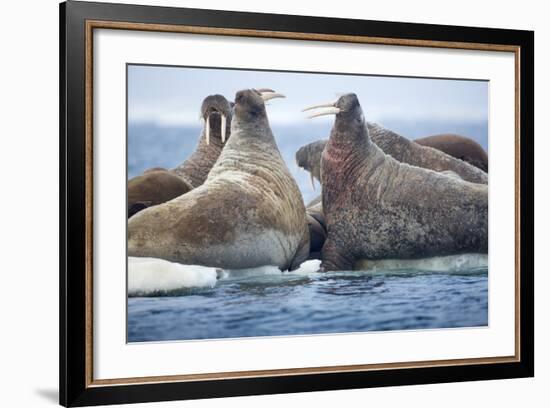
top-left (60, 1), bottom-right (534, 406)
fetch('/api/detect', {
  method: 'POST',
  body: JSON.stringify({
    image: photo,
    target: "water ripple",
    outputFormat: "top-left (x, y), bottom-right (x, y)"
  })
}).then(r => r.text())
top-left (128, 267), bottom-right (488, 342)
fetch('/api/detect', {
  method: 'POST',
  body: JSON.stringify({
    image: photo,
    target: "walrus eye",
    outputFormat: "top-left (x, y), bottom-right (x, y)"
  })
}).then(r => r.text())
top-left (302, 101), bottom-right (341, 119)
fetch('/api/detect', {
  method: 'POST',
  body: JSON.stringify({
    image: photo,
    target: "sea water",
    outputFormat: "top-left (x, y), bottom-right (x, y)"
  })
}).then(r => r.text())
top-left (127, 257), bottom-right (488, 342)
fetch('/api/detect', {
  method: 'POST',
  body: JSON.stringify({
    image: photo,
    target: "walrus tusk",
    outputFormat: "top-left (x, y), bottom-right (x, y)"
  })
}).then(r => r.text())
top-left (221, 114), bottom-right (227, 143)
top-left (260, 91), bottom-right (286, 101)
top-left (206, 115), bottom-right (210, 145)
top-left (302, 102), bottom-right (336, 112)
top-left (310, 172), bottom-right (316, 191)
top-left (307, 107), bottom-right (341, 119)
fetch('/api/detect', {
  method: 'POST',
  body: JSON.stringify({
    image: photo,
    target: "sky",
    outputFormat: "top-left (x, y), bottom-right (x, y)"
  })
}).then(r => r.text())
top-left (127, 64), bottom-right (489, 127)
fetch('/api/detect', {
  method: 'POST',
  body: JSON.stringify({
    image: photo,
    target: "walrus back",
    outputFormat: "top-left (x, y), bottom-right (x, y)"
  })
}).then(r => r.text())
top-left (127, 170), bottom-right (193, 218)
top-left (414, 133), bottom-right (489, 172)
top-left (328, 150), bottom-right (488, 260)
top-left (368, 123), bottom-right (488, 184)
top-left (320, 128), bottom-right (487, 260)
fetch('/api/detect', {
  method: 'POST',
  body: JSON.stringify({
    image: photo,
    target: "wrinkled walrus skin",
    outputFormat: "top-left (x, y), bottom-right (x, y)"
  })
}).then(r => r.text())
top-left (128, 89), bottom-right (310, 271)
top-left (319, 94), bottom-right (488, 271)
top-left (127, 95), bottom-right (232, 217)
top-left (295, 127), bottom-right (485, 259)
top-left (414, 133), bottom-right (488, 172)
top-left (295, 124), bottom-right (487, 186)
top-left (368, 124), bottom-right (488, 184)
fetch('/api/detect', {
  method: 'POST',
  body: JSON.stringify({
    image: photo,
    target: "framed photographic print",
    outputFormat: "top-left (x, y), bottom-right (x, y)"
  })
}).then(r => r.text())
top-left (59, 0), bottom-right (534, 406)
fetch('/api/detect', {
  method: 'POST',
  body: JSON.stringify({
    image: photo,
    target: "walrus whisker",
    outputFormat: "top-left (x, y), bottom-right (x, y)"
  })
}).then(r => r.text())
top-left (307, 107), bottom-right (341, 119)
top-left (221, 114), bottom-right (227, 143)
top-left (302, 102), bottom-right (336, 112)
top-left (205, 115), bottom-right (210, 145)
top-left (260, 91), bottom-right (286, 101)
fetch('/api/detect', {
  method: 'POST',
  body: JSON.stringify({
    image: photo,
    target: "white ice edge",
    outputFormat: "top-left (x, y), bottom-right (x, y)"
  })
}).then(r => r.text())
top-left (128, 254), bottom-right (487, 296)
top-left (128, 257), bottom-right (218, 295)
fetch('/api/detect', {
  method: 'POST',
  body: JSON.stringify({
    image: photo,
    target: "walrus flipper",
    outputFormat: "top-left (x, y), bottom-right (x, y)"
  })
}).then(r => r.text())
top-left (320, 238), bottom-right (355, 271)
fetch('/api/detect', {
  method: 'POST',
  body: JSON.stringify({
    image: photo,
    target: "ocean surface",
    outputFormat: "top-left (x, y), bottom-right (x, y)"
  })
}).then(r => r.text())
top-left (127, 257), bottom-right (488, 342)
top-left (127, 120), bottom-right (488, 342)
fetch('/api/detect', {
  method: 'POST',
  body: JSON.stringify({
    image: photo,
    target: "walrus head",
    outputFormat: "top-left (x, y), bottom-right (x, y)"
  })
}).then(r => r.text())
top-left (200, 94), bottom-right (233, 145)
top-left (304, 93), bottom-right (362, 120)
top-left (295, 139), bottom-right (328, 189)
top-left (303, 93), bottom-right (367, 145)
top-left (233, 88), bottom-right (285, 124)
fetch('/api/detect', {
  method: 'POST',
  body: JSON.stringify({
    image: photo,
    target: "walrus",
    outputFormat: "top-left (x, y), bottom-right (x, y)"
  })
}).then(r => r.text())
top-left (305, 202), bottom-right (326, 260)
top-left (128, 169), bottom-right (192, 217)
top-left (127, 94), bottom-right (233, 217)
top-left (295, 126), bottom-right (487, 186)
top-left (128, 89), bottom-right (310, 271)
top-left (295, 140), bottom-right (326, 189)
top-left (295, 131), bottom-right (476, 258)
top-left (414, 134), bottom-right (488, 172)
top-left (305, 94), bottom-right (488, 271)
top-left (171, 94), bottom-right (233, 186)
